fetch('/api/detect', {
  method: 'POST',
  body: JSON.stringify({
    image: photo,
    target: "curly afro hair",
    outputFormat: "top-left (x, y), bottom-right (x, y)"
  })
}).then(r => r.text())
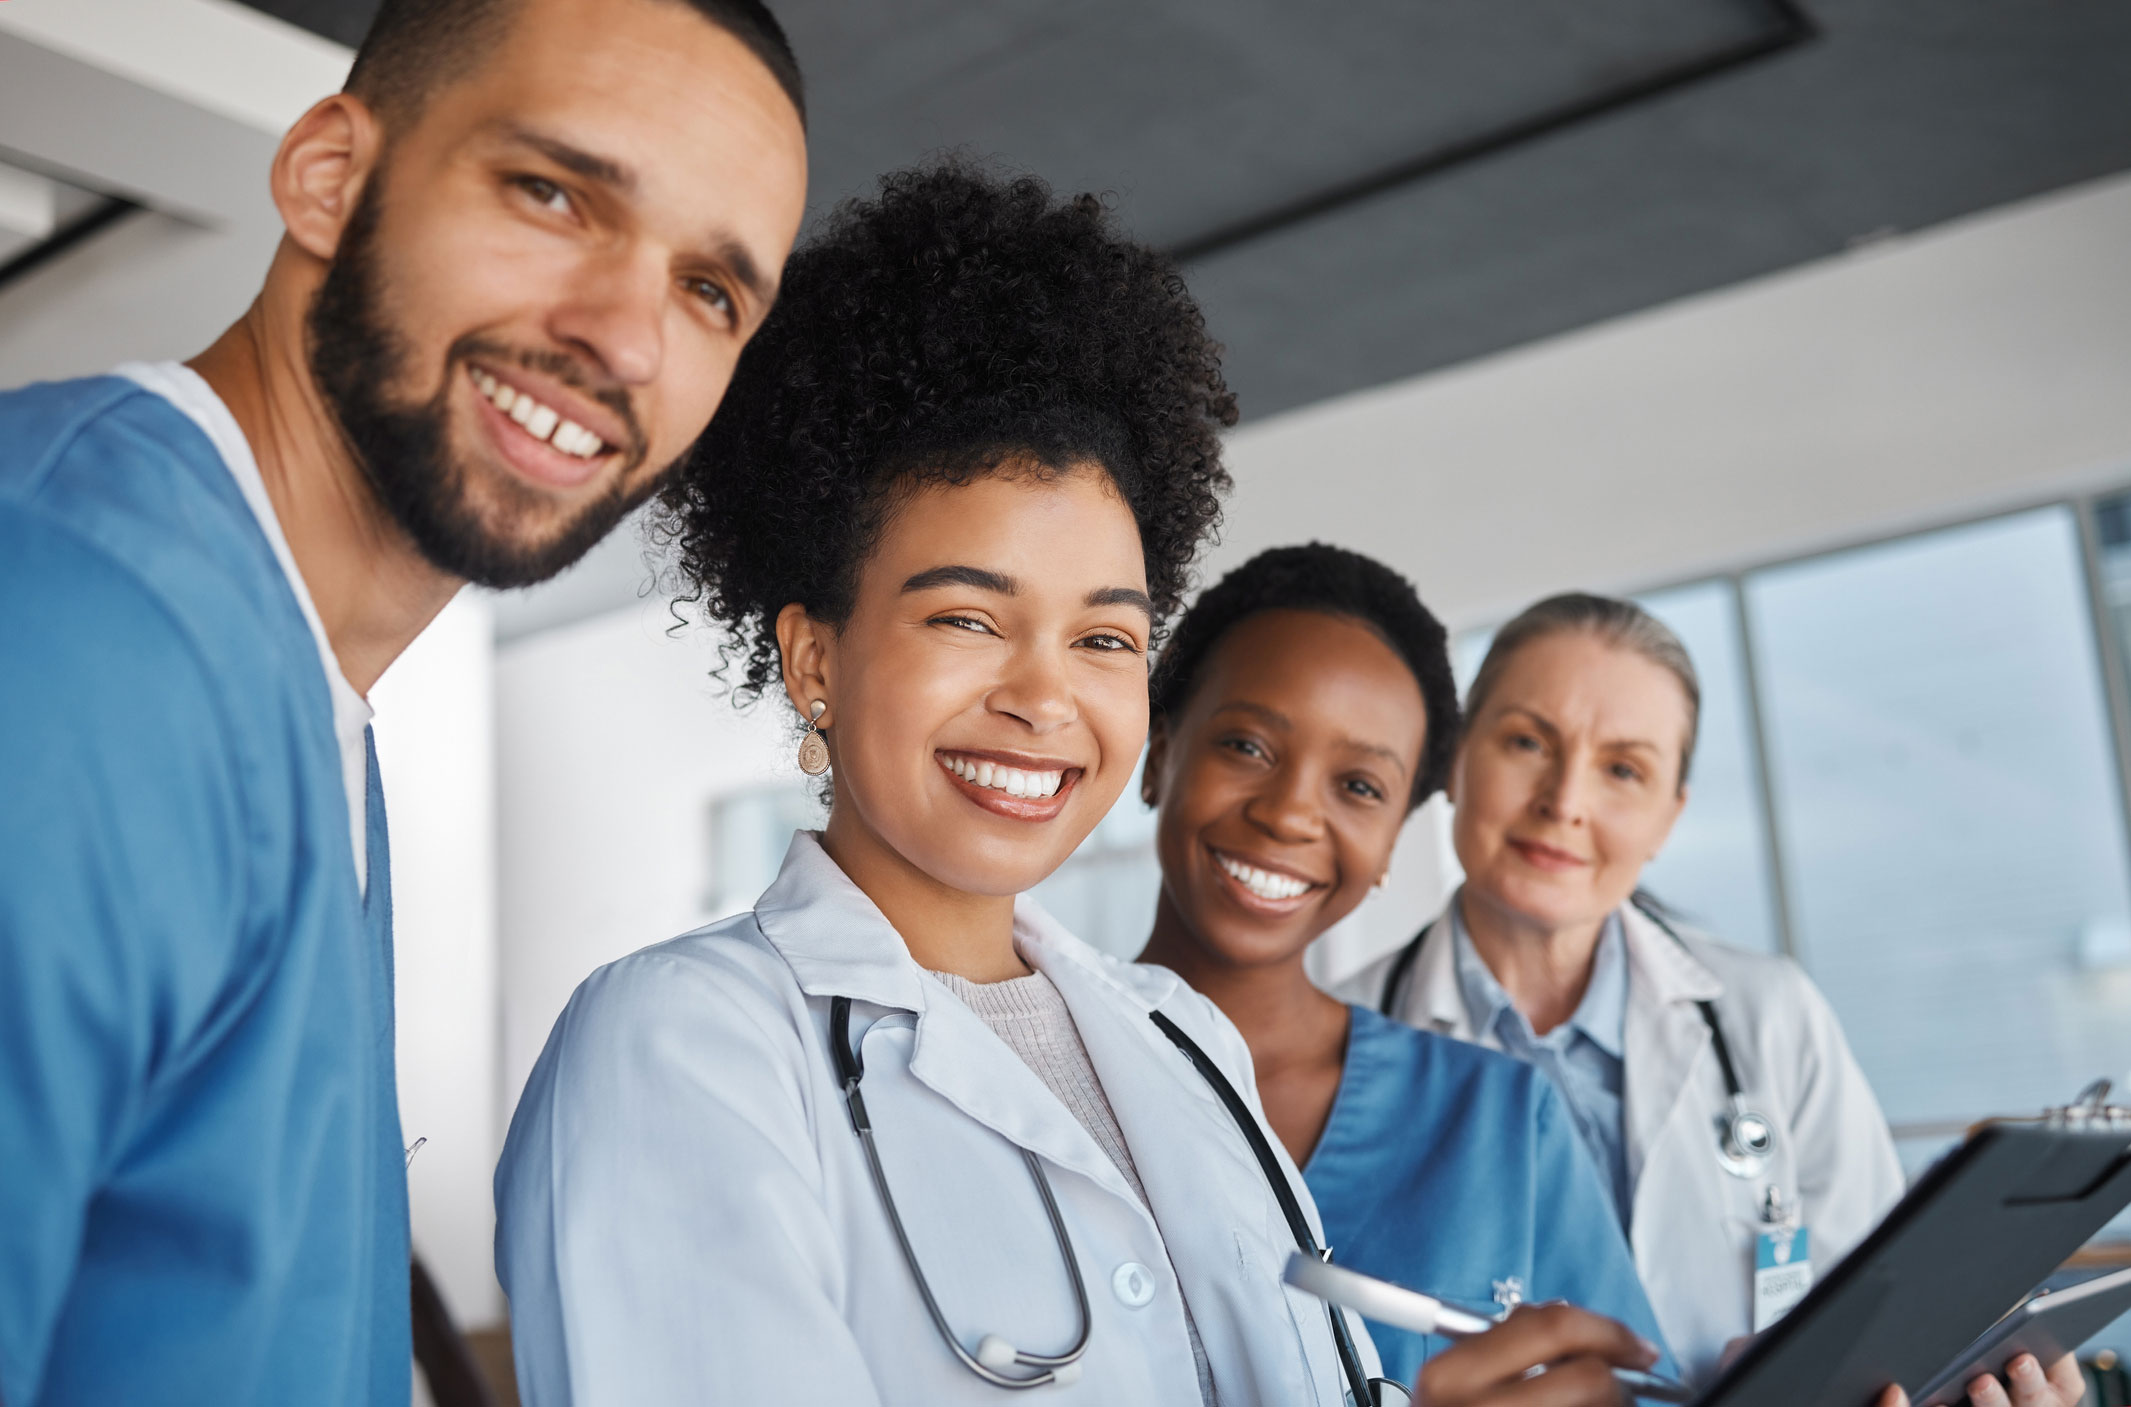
top-left (1149, 543), bottom-right (1460, 810)
top-left (657, 160), bottom-right (1238, 704)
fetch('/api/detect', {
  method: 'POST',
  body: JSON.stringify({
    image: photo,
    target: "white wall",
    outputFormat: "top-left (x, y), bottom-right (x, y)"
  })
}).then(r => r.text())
top-left (495, 600), bottom-right (795, 1110)
top-left (1215, 169), bottom-right (2131, 631)
top-left (0, 0), bottom-right (349, 387)
top-left (370, 593), bottom-right (503, 1329)
top-left (0, 0), bottom-right (348, 135)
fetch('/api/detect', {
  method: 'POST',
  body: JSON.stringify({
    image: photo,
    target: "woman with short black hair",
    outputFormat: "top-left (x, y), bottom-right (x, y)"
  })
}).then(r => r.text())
top-left (1137, 543), bottom-right (1675, 1392)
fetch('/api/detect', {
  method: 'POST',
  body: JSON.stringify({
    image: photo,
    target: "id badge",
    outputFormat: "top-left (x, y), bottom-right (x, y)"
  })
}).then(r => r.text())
top-left (1752, 1224), bottom-right (1811, 1332)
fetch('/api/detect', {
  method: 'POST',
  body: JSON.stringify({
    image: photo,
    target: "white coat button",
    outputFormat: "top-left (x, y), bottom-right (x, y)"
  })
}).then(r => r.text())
top-left (1112, 1262), bottom-right (1156, 1307)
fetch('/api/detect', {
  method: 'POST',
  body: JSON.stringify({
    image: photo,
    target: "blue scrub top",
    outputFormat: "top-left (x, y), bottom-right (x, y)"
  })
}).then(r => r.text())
top-left (0, 377), bottom-right (409, 1407)
top-left (1304, 1004), bottom-right (1674, 1391)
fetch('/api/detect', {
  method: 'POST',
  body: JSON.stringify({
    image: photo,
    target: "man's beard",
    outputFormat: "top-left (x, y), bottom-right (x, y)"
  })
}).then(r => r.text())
top-left (306, 182), bottom-right (667, 589)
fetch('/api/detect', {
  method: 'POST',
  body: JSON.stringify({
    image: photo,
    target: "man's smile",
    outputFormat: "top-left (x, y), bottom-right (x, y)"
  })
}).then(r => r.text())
top-left (466, 362), bottom-right (632, 491)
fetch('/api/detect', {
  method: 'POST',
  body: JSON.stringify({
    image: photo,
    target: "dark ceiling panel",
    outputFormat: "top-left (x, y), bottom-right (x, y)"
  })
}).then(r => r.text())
top-left (1185, 0), bottom-right (2131, 417)
top-left (244, 0), bottom-right (375, 48)
top-left (778, 0), bottom-right (1788, 248)
top-left (232, 0), bottom-right (2131, 422)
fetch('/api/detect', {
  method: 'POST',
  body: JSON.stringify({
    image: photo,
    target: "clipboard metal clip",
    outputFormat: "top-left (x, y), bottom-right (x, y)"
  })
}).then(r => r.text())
top-left (2042, 1080), bottom-right (2131, 1133)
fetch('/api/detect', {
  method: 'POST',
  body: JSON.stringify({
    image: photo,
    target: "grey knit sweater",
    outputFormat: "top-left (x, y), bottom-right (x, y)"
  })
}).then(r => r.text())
top-left (930, 966), bottom-right (1217, 1405)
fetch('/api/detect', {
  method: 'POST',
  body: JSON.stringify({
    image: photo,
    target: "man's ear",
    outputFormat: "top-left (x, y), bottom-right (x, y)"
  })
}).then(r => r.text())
top-left (775, 603), bottom-right (833, 726)
top-left (270, 94), bottom-right (386, 263)
top-left (1141, 724), bottom-right (1168, 807)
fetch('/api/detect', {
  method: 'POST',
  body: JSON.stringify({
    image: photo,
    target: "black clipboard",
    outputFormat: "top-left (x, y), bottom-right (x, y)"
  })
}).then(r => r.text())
top-left (1695, 1106), bottom-right (2131, 1407)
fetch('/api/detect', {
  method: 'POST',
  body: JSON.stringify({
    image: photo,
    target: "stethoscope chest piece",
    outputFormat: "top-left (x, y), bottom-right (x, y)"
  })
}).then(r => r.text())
top-left (1716, 1095), bottom-right (1778, 1179)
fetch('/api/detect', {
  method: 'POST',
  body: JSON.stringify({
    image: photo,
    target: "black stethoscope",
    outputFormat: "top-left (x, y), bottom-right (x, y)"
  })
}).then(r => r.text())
top-left (829, 994), bottom-right (1399, 1405)
top-left (1374, 893), bottom-right (1779, 1182)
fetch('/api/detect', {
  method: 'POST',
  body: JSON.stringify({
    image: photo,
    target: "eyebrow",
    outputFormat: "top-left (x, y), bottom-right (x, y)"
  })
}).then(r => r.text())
top-left (1216, 701), bottom-right (1409, 776)
top-left (1086, 585), bottom-right (1155, 619)
top-left (1340, 732), bottom-right (1411, 776)
top-left (503, 123), bottom-right (636, 194)
top-left (902, 564), bottom-right (1014, 595)
top-left (900, 567), bottom-right (1153, 619)
top-left (1214, 700), bottom-right (1292, 730)
top-left (1501, 706), bottom-right (1663, 755)
top-left (497, 123), bottom-right (774, 306)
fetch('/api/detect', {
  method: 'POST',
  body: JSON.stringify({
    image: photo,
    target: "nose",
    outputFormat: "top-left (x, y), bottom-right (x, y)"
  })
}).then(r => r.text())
top-left (1533, 752), bottom-right (1591, 826)
top-left (987, 643), bottom-right (1077, 734)
top-left (1242, 763), bottom-right (1325, 845)
top-left (547, 245), bottom-right (668, 388)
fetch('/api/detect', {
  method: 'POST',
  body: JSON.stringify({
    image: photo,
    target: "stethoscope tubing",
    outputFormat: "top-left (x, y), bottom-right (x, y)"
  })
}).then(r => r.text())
top-left (833, 995), bottom-right (1095, 1389)
top-left (830, 994), bottom-right (1383, 1403)
top-left (1148, 1011), bottom-right (1379, 1407)
top-left (1376, 896), bottom-right (1777, 1178)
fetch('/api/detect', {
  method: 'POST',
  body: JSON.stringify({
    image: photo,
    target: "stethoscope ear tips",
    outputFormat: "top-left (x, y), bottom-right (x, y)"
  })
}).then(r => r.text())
top-left (976, 1335), bottom-right (1019, 1372)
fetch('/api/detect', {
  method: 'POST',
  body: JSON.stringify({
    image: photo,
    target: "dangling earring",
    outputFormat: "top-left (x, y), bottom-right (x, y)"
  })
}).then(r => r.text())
top-left (797, 700), bottom-right (830, 776)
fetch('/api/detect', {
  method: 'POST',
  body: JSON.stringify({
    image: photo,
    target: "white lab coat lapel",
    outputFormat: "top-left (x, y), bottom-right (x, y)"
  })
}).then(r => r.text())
top-left (754, 835), bottom-right (1144, 1207)
top-left (1395, 899), bottom-right (1726, 1210)
top-left (1397, 913), bottom-right (1474, 1040)
top-left (1023, 913), bottom-right (1333, 1406)
top-left (1618, 904), bottom-right (1725, 1214)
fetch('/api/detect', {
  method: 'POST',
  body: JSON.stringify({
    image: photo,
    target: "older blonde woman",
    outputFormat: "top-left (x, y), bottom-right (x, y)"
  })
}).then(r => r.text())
top-left (1343, 593), bottom-right (2083, 1407)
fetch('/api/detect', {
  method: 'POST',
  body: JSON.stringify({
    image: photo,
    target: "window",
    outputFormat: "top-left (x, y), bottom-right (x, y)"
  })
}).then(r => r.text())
top-left (1633, 581), bottom-right (1783, 955)
top-left (703, 784), bottom-right (823, 923)
top-left (1745, 508), bottom-right (2131, 1152)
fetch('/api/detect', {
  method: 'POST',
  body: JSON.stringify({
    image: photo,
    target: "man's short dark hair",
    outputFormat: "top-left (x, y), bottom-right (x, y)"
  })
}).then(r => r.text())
top-left (344, 0), bottom-right (804, 126)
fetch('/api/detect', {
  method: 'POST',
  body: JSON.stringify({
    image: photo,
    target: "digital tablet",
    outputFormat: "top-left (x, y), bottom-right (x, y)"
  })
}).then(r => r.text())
top-left (1695, 1115), bottom-right (2131, 1407)
top-left (1912, 1266), bottom-right (2131, 1407)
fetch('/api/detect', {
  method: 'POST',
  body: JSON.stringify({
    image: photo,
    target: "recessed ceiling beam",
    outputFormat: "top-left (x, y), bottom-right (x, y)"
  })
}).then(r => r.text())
top-left (0, 161), bottom-right (58, 241)
top-left (1168, 0), bottom-right (1817, 263)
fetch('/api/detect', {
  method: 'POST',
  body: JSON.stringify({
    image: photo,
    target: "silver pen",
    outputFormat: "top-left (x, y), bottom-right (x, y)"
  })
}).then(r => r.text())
top-left (1284, 1253), bottom-right (1696, 1403)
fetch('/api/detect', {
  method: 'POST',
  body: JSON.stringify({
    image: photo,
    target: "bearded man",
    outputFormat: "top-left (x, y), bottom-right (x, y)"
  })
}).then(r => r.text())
top-left (0, 1), bottom-right (807, 1402)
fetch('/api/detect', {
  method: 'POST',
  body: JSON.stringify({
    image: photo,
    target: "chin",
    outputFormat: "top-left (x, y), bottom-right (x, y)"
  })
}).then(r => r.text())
top-left (1487, 874), bottom-right (1604, 929)
top-left (1206, 914), bottom-right (1315, 969)
top-left (918, 834), bottom-right (1081, 900)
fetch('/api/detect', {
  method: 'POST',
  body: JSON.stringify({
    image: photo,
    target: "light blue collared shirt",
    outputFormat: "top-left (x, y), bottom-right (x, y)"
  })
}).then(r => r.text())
top-left (1451, 902), bottom-right (1634, 1226)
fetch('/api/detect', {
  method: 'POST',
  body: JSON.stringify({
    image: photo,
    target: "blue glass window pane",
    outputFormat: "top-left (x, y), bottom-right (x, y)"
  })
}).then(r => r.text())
top-left (1744, 507), bottom-right (2131, 1128)
top-left (1633, 581), bottom-right (1782, 955)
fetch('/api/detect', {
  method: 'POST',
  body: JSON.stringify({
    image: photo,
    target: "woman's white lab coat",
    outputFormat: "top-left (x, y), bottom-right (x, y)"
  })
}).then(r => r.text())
top-left (496, 832), bottom-right (1375, 1406)
top-left (1338, 900), bottom-right (1904, 1386)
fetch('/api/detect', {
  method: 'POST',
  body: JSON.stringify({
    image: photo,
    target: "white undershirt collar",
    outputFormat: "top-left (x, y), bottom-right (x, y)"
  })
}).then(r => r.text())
top-left (116, 361), bottom-right (374, 894)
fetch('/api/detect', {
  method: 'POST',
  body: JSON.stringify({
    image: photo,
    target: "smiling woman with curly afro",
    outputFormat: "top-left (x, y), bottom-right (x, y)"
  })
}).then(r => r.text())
top-left (658, 159), bottom-right (1237, 703)
top-left (498, 161), bottom-right (1444, 1406)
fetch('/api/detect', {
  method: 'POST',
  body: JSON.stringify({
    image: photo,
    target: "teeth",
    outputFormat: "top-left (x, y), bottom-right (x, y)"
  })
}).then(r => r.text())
top-left (1216, 853), bottom-right (1312, 901)
top-left (469, 366), bottom-right (606, 460)
top-left (940, 754), bottom-right (1064, 799)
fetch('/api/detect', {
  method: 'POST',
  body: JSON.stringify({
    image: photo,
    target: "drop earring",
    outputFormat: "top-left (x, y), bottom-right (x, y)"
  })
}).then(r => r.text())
top-left (797, 700), bottom-right (830, 776)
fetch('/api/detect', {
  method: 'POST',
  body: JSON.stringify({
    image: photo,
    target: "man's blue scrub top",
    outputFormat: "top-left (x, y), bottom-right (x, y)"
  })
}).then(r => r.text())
top-left (0, 377), bottom-right (410, 1406)
top-left (1304, 1004), bottom-right (1673, 1391)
